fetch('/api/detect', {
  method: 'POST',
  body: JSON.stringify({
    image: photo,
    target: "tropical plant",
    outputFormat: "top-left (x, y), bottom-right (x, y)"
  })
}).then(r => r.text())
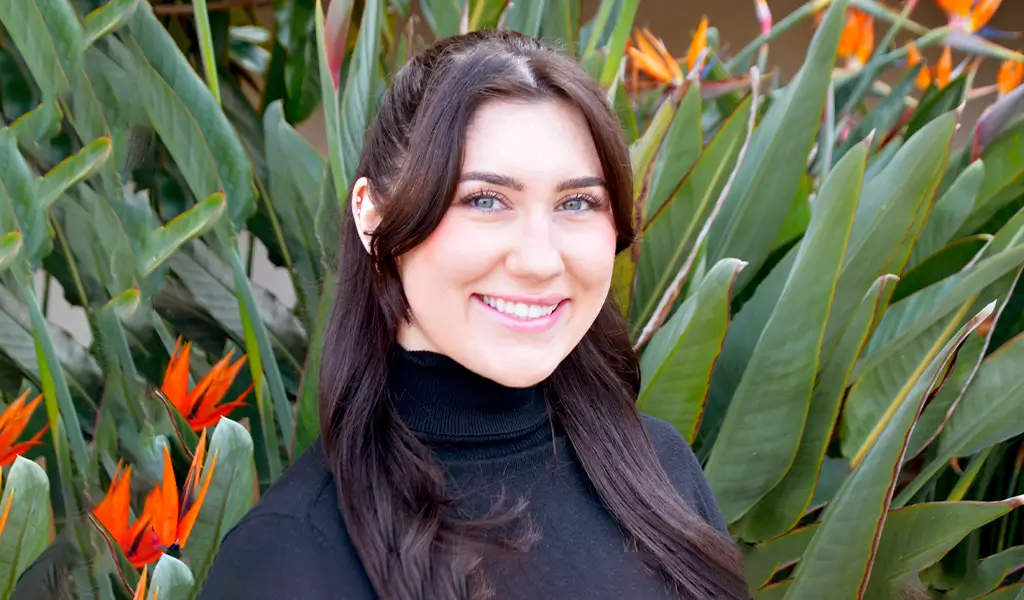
top-left (0, 0), bottom-right (1022, 598)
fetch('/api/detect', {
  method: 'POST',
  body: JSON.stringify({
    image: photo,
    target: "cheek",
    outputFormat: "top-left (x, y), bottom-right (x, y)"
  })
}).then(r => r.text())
top-left (563, 215), bottom-right (618, 291)
top-left (398, 213), bottom-right (497, 299)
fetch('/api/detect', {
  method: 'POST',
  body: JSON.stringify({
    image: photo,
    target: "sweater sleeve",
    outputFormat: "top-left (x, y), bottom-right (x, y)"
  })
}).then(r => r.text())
top-left (640, 414), bottom-right (731, 536)
top-left (195, 513), bottom-right (372, 600)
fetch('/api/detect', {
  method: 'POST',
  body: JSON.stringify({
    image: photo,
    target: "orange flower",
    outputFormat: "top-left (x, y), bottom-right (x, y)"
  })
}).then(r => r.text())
top-left (92, 431), bottom-right (216, 568)
top-left (626, 28), bottom-right (684, 88)
top-left (998, 60), bottom-right (1023, 95)
top-left (937, 46), bottom-right (953, 88)
top-left (162, 338), bottom-right (251, 431)
top-left (687, 17), bottom-right (709, 73)
top-left (906, 42), bottom-right (933, 90)
top-left (133, 565), bottom-right (152, 600)
top-left (838, 10), bottom-right (873, 68)
top-left (0, 390), bottom-right (48, 467)
top-left (936, 0), bottom-right (1001, 33)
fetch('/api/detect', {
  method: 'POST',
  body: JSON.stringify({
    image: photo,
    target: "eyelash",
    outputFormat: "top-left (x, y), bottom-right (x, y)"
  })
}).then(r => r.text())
top-left (459, 188), bottom-right (603, 212)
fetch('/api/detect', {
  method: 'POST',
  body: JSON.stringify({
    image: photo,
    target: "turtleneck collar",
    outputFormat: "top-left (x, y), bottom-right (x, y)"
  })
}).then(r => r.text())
top-left (386, 344), bottom-right (550, 443)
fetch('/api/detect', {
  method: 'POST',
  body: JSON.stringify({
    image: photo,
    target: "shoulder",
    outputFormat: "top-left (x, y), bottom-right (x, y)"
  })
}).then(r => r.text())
top-left (638, 414), bottom-right (730, 536)
top-left (196, 440), bottom-right (374, 600)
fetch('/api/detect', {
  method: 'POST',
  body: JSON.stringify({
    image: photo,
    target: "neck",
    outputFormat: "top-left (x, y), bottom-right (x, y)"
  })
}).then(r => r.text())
top-left (386, 344), bottom-right (550, 443)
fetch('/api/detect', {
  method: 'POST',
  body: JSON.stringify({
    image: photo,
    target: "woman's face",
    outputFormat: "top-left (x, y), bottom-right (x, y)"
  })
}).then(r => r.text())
top-left (358, 98), bottom-right (618, 388)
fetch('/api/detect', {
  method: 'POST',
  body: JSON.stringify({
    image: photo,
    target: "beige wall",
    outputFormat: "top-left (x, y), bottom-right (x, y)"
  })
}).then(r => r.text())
top-left (45, 0), bottom-right (1020, 345)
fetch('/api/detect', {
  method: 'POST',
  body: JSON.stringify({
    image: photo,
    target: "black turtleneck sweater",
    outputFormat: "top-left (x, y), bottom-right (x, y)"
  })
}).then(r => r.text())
top-left (197, 348), bottom-right (730, 599)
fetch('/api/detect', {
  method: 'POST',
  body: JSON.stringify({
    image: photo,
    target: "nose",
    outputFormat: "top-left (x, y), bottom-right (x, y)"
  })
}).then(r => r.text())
top-left (505, 214), bottom-right (565, 282)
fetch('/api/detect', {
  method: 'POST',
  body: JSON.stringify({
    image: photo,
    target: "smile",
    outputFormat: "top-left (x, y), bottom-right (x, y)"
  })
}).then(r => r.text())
top-left (479, 295), bottom-right (559, 320)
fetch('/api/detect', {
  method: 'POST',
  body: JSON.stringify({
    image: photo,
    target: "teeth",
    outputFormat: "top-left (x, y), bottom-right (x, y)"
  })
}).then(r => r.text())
top-left (480, 296), bottom-right (559, 320)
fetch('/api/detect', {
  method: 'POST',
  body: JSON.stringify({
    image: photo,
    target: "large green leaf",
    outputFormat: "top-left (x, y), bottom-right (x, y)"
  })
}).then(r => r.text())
top-left (0, 0), bottom-right (81, 95)
top-left (945, 546), bottom-right (1024, 600)
top-left (183, 418), bottom-right (254, 594)
top-left (36, 136), bottom-right (113, 210)
top-left (783, 303), bottom-right (993, 600)
top-left (124, 3), bottom-right (255, 229)
top-left (909, 160), bottom-right (985, 269)
top-left (707, 0), bottom-right (845, 291)
top-left (704, 141), bottom-right (865, 523)
top-left (420, 0), bottom-right (463, 38)
top-left (0, 233), bottom-right (21, 274)
top-left (338, 0), bottom-right (381, 189)
top-left (863, 500), bottom-right (1021, 598)
top-left (148, 554), bottom-right (194, 600)
top-left (631, 96), bottom-right (751, 334)
top-left (892, 235), bottom-right (989, 304)
top-left (643, 84), bottom-right (703, 223)
top-left (314, 0), bottom-right (347, 205)
top-left (638, 258), bottom-right (744, 443)
top-left (0, 457), bottom-right (51, 598)
top-left (264, 100), bottom-right (326, 324)
top-left (83, 0), bottom-right (138, 48)
top-left (958, 119), bottom-right (1024, 236)
top-left (736, 274), bottom-right (897, 542)
top-left (503, 0), bottom-right (547, 37)
top-left (539, 0), bottom-right (580, 55)
top-left (140, 193), bottom-right (226, 277)
top-left (938, 331), bottom-right (1024, 459)
top-left (820, 114), bottom-right (957, 364)
top-left (745, 500), bottom-right (1020, 598)
top-left (597, 0), bottom-right (638, 88)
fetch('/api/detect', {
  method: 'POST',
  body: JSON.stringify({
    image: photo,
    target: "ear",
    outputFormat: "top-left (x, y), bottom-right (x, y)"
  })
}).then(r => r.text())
top-left (351, 176), bottom-right (381, 254)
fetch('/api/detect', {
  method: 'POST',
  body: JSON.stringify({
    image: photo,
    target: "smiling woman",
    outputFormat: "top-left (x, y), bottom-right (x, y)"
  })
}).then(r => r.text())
top-left (197, 30), bottom-right (748, 600)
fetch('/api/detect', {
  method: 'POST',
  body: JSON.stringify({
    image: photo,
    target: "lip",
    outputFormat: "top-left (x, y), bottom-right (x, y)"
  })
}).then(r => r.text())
top-left (472, 294), bottom-right (569, 333)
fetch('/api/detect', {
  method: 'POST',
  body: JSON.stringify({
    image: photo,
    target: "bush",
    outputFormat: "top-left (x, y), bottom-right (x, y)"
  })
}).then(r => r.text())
top-left (0, 0), bottom-right (1022, 598)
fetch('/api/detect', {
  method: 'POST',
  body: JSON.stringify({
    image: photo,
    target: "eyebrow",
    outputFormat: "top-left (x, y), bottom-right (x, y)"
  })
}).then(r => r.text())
top-left (460, 171), bottom-right (607, 192)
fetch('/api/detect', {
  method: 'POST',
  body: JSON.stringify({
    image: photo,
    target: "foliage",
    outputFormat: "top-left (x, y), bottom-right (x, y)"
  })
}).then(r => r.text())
top-left (0, 0), bottom-right (1021, 598)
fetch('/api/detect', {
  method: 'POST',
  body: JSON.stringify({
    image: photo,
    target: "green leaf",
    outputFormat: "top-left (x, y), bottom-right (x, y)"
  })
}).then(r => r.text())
top-left (36, 136), bottom-right (113, 210)
top-left (539, 0), bottom-right (580, 55)
top-left (906, 76), bottom-right (968, 139)
top-left (945, 546), bottom-right (1024, 600)
top-left (638, 258), bottom-right (745, 443)
top-left (821, 113), bottom-right (957, 365)
top-left (264, 100), bottom-right (325, 323)
top-left (0, 0), bottom-right (82, 95)
top-left (141, 193), bottom-right (226, 277)
top-left (8, 99), bottom-right (61, 145)
top-left (338, 0), bottom-right (381, 188)
top-left (293, 271), bottom-right (335, 456)
top-left (958, 119), bottom-right (1024, 237)
top-left (909, 160), bottom-right (985, 269)
top-left (314, 0), bottom-right (347, 205)
top-left (183, 418), bottom-right (254, 594)
top-left (831, 65), bottom-right (922, 168)
top-left (938, 331), bottom-right (1024, 459)
top-left (503, 0), bottom-right (547, 37)
top-left (420, 0), bottom-right (463, 38)
top-left (632, 96), bottom-right (751, 333)
top-left (644, 84), bottom-right (703, 222)
top-left (783, 302), bottom-right (994, 600)
top-left (892, 235), bottom-right (989, 304)
top-left (124, 3), bottom-right (255, 228)
top-left (148, 554), bottom-right (194, 600)
top-left (0, 233), bottom-right (21, 274)
top-left (863, 500), bottom-right (1021, 598)
top-left (191, 0), bottom-right (221, 105)
top-left (0, 457), bottom-right (51, 597)
top-left (704, 141), bottom-right (866, 523)
top-left (597, 0), bottom-right (638, 88)
top-left (707, 0), bottom-right (846, 291)
top-left (83, 0), bottom-right (139, 48)
top-left (736, 274), bottom-right (897, 542)
top-left (0, 131), bottom-right (51, 266)
top-left (743, 524), bottom-right (816, 591)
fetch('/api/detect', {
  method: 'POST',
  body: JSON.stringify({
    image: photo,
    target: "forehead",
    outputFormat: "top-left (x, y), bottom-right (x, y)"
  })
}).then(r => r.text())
top-left (461, 99), bottom-right (604, 184)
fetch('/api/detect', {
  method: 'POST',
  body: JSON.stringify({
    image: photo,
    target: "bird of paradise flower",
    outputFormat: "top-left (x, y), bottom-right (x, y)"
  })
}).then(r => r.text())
top-left (0, 390), bottom-right (48, 467)
top-left (91, 429), bottom-right (216, 568)
top-left (161, 338), bottom-right (252, 432)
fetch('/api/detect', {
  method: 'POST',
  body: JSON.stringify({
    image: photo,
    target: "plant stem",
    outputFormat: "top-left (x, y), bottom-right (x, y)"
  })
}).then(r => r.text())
top-left (191, 0), bottom-right (221, 105)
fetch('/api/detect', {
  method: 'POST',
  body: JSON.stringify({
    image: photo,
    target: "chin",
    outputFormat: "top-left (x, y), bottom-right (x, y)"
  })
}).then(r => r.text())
top-left (471, 351), bottom-right (561, 388)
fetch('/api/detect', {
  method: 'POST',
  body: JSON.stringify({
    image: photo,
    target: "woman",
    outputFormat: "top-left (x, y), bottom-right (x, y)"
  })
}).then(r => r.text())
top-left (199, 30), bottom-right (748, 600)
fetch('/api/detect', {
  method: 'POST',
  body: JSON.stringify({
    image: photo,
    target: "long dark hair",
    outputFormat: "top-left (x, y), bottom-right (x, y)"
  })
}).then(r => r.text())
top-left (318, 30), bottom-right (748, 600)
